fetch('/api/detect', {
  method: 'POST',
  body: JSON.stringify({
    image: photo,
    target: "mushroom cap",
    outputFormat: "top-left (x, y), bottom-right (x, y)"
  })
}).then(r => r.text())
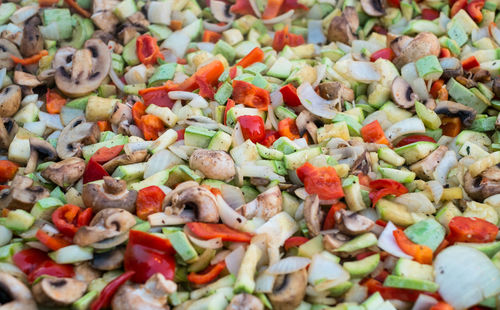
top-left (57, 116), bottom-right (100, 159)
top-left (82, 177), bottom-right (137, 213)
top-left (393, 32), bottom-right (440, 69)
top-left (318, 81), bottom-right (355, 102)
top-left (434, 100), bottom-right (477, 127)
top-left (102, 150), bottom-right (148, 173)
top-left (189, 149), bottom-right (236, 181)
top-left (335, 209), bottom-right (375, 235)
top-left (0, 176), bottom-right (50, 211)
top-left (0, 272), bottom-right (37, 310)
top-left (390, 35), bottom-right (413, 57)
top-left (323, 230), bottom-right (351, 252)
top-left (211, 0), bottom-right (235, 23)
top-left (41, 157), bottom-right (85, 188)
top-left (20, 21), bottom-right (43, 58)
top-left (237, 186), bottom-right (282, 220)
top-left (0, 39), bottom-right (21, 70)
top-left (0, 118), bottom-right (18, 150)
top-left (0, 85), bottom-right (21, 117)
top-left (268, 268), bottom-right (308, 310)
top-left (361, 0), bottom-right (385, 16)
top-left (91, 247), bottom-right (125, 271)
top-left (464, 166), bottom-right (500, 202)
top-left (391, 77), bottom-right (418, 109)
top-left (227, 294), bottom-right (264, 310)
top-left (441, 57), bottom-right (463, 80)
top-left (166, 185), bottom-right (220, 223)
top-left (327, 15), bottom-right (356, 45)
top-left (32, 277), bottom-right (87, 307)
top-left (54, 39), bottom-right (111, 98)
top-left (303, 194), bottom-right (322, 237)
top-left (25, 137), bottom-right (58, 174)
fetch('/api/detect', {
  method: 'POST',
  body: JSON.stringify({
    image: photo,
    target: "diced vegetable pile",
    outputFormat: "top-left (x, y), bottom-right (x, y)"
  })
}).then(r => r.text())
top-left (3, 0), bottom-right (500, 309)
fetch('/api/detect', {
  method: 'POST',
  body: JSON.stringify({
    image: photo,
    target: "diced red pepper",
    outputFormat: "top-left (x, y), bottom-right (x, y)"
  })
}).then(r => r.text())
top-left (361, 120), bottom-right (390, 145)
top-left (136, 34), bottom-right (164, 66)
top-left (260, 130), bottom-right (280, 147)
top-left (27, 259), bottom-right (74, 283)
top-left (238, 115), bottom-right (266, 143)
top-left (372, 25), bottom-right (388, 35)
top-left (186, 222), bottom-right (253, 243)
top-left (279, 0), bottom-right (308, 13)
top-left (357, 172), bottom-right (372, 187)
top-left (393, 229), bottom-right (433, 264)
top-left (231, 0), bottom-right (255, 15)
top-left (430, 302), bottom-right (454, 310)
top-left (387, 0), bottom-right (400, 7)
top-left (13, 248), bottom-right (50, 275)
top-left (224, 99), bottom-right (236, 125)
top-left (262, 0), bottom-right (284, 19)
top-left (229, 66), bottom-right (238, 79)
top-left (136, 186), bottom-right (166, 220)
top-left (272, 26), bottom-right (305, 52)
top-left (440, 48), bottom-right (452, 58)
top-left (421, 8), bottom-right (440, 20)
top-left (279, 84), bottom-right (302, 107)
top-left (370, 48), bottom-right (395, 62)
top-left (138, 86), bottom-right (175, 108)
top-left (46, 89), bottom-right (67, 114)
top-left (178, 60), bottom-right (225, 92)
top-left (76, 208), bottom-right (93, 227)
top-left (232, 80), bottom-right (270, 110)
top-left (369, 179), bottom-right (408, 206)
top-left (176, 129), bottom-right (185, 141)
top-left (140, 114), bottom-right (165, 141)
top-left (187, 260), bottom-right (226, 284)
top-left (467, 0), bottom-right (485, 22)
top-left (278, 118), bottom-right (300, 140)
top-left (196, 75), bottom-right (216, 99)
top-left (323, 202), bottom-right (346, 230)
top-left (36, 229), bottom-right (72, 251)
top-left (296, 162), bottom-right (344, 201)
top-left (83, 158), bottom-right (110, 184)
top-left (132, 101), bottom-right (147, 127)
top-left (396, 135), bottom-right (436, 147)
top-left (451, 0), bottom-right (467, 17)
top-left (202, 30), bottom-right (222, 43)
top-left (462, 55), bottom-right (480, 70)
top-left (235, 47), bottom-right (265, 68)
top-left (91, 145), bottom-right (124, 164)
top-left (447, 216), bottom-right (499, 243)
top-left (284, 236), bottom-right (309, 250)
top-left (97, 121), bottom-right (112, 132)
top-left (91, 271), bottom-right (135, 310)
top-left (0, 160), bottom-right (18, 183)
top-left (52, 204), bottom-right (86, 238)
top-left (430, 79), bottom-right (445, 99)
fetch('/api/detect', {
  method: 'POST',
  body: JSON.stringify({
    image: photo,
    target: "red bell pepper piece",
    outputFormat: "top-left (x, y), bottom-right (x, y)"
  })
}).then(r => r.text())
top-left (467, 0), bottom-right (485, 22)
top-left (13, 248), bottom-right (50, 275)
top-left (451, 0), bottom-right (467, 17)
top-left (279, 0), bottom-right (308, 13)
top-left (36, 229), bottom-right (72, 251)
top-left (396, 135), bottom-right (436, 147)
top-left (230, 0), bottom-right (255, 15)
top-left (0, 160), bottom-right (18, 183)
top-left (278, 118), bottom-right (300, 140)
top-left (28, 259), bottom-right (74, 283)
top-left (369, 179), bottom-right (408, 206)
top-left (447, 216), bottom-right (499, 243)
top-left (356, 251), bottom-right (378, 260)
top-left (91, 271), bottom-right (135, 310)
top-left (357, 173), bottom-right (372, 187)
top-left (136, 186), bottom-right (166, 220)
top-left (138, 86), bottom-right (175, 108)
top-left (260, 130), bottom-right (280, 147)
top-left (124, 230), bottom-right (176, 283)
top-left (393, 229), bottom-right (433, 264)
top-left (202, 30), bottom-right (222, 43)
top-left (232, 80), bottom-right (270, 110)
top-left (187, 260), bottom-right (226, 285)
top-left (235, 47), bottom-right (265, 68)
top-left (76, 208), bottom-right (93, 227)
top-left (238, 115), bottom-right (266, 143)
top-left (323, 202), bottom-right (347, 230)
top-left (196, 75), bottom-right (216, 99)
top-left (140, 114), bottom-right (165, 141)
top-left (284, 236), bottom-right (309, 250)
top-left (430, 302), bottom-right (454, 310)
top-left (430, 79), bottom-right (445, 99)
top-left (387, 0), bottom-right (400, 7)
top-left (136, 34), bottom-right (164, 66)
top-left (272, 26), bottom-right (305, 52)
top-left (363, 278), bottom-right (440, 302)
top-left (186, 222), bottom-right (253, 243)
top-left (296, 162), bottom-right (344, 201)
top-left (361, 120), bottom-right (390, 145)
top-left (440, 48), bottom-right (452, 58)
top-left (421, 8), bottom-right (440, 20)
top-left (64, 0), bottom-right (91, 17)
top-left (462, 55), bottom-right (480, 70)
top-left (441, 116), bottom-right (462, 137)
top-left (46, 89), bottom-right (67, 114)
top-left (178, 60), bottom-right (225, 92)
top-left (52, 204), bottom-right (92, 238)
top-left (83, 158), bottom-right (110, 184)
top-left (279, 84), bottom-right (302, 107)
top-left (10, 50), bottom-right (48, 66)
top-left (262, 0), bottom-right (284, 19)
top-left (97, 121), bottom-right (111, 132)
top-left (224, 99), bottom-right (236, 125)
top-left (176, 129), bottom-right (185, 141)
top-left (132, 101), bottom-right (147, 127)
top-left (91, 145), bottom-right (124, 164)
top-left (370, 48), bottom-right (395, 62)
top-left (229, 66), bottom-right (238, 79)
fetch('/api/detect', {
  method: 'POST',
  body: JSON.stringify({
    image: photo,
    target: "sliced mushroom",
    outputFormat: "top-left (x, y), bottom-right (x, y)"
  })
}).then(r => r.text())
top-left (13, 71), bottom-right (42, 88)
top-left (111, 273), bottom-right (176, 310)
top-left (327, 12), bottom-right (357, 45)
top-left (295, 111), bottom-right (319, 144)
top-left (493, 76), bottom-right (500, 98)
top-left (91, 247), bottom-right (125, 271)
top-left (74, 208), bottom-right (136, 247)
top-left (54, 39), bottom-right (111, 97)
top-left (91, 0), bottom-right (120, 32)
top-left (393, 32), bottom-right (440, 69)
top-left (497, 113), bottom-right (500, 130)
top-left (41, 157), bottom-right (85, 188)
top-left (267, 268), bottom-right (307, 310)
top-left (74, 263), bottom-right (101, 283)
top-left (441, 57), bottom-right (463, 80)
top-left (110, 102), bottom-right (133, 126)
top-left (409, 145), bottom-right (448, 180)
top-left (391, 77), bottom-right (418, 108)
top-left (82, 176), bottom-right (137, 213)
top-left (237, 186), bottom-right (282, 220)
top-left (434, 100), bottom-right (477, 127)
top-left (0, 118), bottom-right (18, 150)
top-left (456, 75), bottom-right (476, 88)
top-left (127, 12), bottom-right (150, 30)
top-left (0, 39), bottom-right (21, 70)
top-left (351, 150), bottom-right (372, 175)
top-left (189, 149), bottom-right (236, 181)
top-left (361, 0), bottom-right (385, 16)
top-left (0, 272), bottom-right (37, 310)
top-left (335, 209), bottom-right (374, 235)
top-left (343, 6), bottom-right (359, 33)
top-left (117, 26), bottom-right (139, 45)
top-left (91, 30), bottom-right (115, 44)
top-left (424, 98), bottom-right (437, 110)
top-left (0, 176), bottom-right (49, 211)
top-left (20, 19), bottom-right (43, 57)
top-left (323, 231), bottom-right (351, 252)
top-left (227, 294), bottom-right (264, 310)
top-left (304, 194), bottom-right (323, 237)
top-left (164, 181), bottom-right (219, 223)
top-left (0, 85), bottom-right (21, 117)
top-left (32, 277), bottom-right (87, 307)
top-left (211, 0), bottom-right (235, 23)
top-left (318, 81), bottom-right (355, 102)
top-left (390, 36), bottom-right (413, 57)
top-left (102, 150), bottom-right (148, 173)
top-left (57, 116), bottom-right (100, 159)
top-left (25, 137), bottom-right (58, 174)
top-left (464, 166), bottom-right (500, 201)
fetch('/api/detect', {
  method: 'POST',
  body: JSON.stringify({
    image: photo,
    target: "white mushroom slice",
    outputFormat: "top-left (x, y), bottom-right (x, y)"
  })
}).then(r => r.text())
top-left (237, 186), bottom-right (282, 220)
top-left (32, 277), bottom-right (87, 307)
top-left (189, 149), bottom-right (236, 181)
top-left (0, 39), bottom-right (21, 70)
top-left (56, 116), bottom-right (100, 159)
top-left (0, 272), bottom-right (37, 310)
top-left (0, 85), bottom-right (21, 117)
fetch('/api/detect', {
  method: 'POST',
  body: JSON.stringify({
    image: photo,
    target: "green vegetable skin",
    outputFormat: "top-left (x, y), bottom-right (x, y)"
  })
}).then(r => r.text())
top-left (4, 0), bottom-right (500, 309)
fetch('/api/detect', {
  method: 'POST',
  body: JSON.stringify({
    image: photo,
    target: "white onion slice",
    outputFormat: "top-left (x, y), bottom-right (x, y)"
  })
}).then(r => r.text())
top-left (313, 64), bottom-right (326, 87)
top-left (225, 246), bottom-right (245, 275)
top-left (427, 180), bottom-right (443, 202)
top-left (384, 117), bottom-right (426, 142)
top-left (255, 271), bottom-right (276, 293)
top-left (240, 164), bottom-right (286, 182)
top-left (221, 184), bottom-right (246, 209)
top-left (38, 111), bottom-right (63, 130)
top-left (309, 253), bottom-right (350, 291)
top-left (270, 90), bottom-right (284, 108)
top-left (377, 221), bottom-right (412, 259)
top-left (203, 20), bottom-right (232, 32)
top-left (109, 65), bottom-right (125, 92)
top-left (26, 241), bottom-right (49, 252)
top-left (433, 150), bottom-right (457, 185)
top-left (232, 123), bottom-right (245, 146)
top-left (265, 105), bottom-right (279, 131)
top-left (169, 91), bottom-right (208, 108)
top-left (297, 82), bottom-right (338, 119)
top-left (263, 9), bottom-right (294, 24)
top-left (412, 294), bottom-right (438, 310)
top-left (211, 250), bottom-right (231, 265)
top-left (267, 256), bottom-right (311, 275)
top-left (148, 212), bottom-right (192, 226)
top-left (248, 0), bottom-right (262, 17)
top-left (197, 42), bottom-right (215, 52)
top-left (215, 195), bottom-right (248, 229)
top-left (186, 230), bottom-right (223, 249)
top-left (10, 5), bottom-right (38, 24)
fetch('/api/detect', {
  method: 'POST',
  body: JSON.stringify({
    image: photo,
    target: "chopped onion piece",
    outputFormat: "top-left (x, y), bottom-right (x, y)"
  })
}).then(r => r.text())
top-left (297, 82), bottom-right (338, 119)
top-left (248, 0), bottom-right (262, 17)
top-left (267, 256), bottom-right (311, 275)
top-left (185, 229), bottom-right (223, 249)
top-left (309, 253), bottom-right (350, 291)
top-left (221, 184), bottom-right (246, 209)
top-left (270, 90), bottom-right (284, 108)
top-left (427, 180), bottom-right (443, 202)
top-left (203, 21), bottom-right (232, 32)
top-left (39, 111), bottom-right (63, 130)
top-left (148, 212), bottom-right (192, 226)
top-left (412, 294), bottom-right (438, 310)
top-left (377, 222), bottom-right (412, 259)
top-left (169, 91), bottom-right (208, 108)
top-left (225, 246), bottom-right (245, 275)
top-left (109, 65), bottom-right (125, 92)
top-left (384, 117), bottom-right (426, 142)
top-left (263, 9), bottom-right (294, 24)
top-left (255, 271), bottom-right (276, 293)
top-left (215, 195), bottom-right (247, 229)
top-left (433, 151), bottom-right (457, 185)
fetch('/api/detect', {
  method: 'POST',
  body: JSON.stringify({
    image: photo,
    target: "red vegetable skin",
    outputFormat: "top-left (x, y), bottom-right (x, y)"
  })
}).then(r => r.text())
top-left (284, 236), bottom-right (309, 250)
top-left (28, 259), bottom-right (74, 283)
top-left (279, 0), bottom-right (308, 13)
top-left (369, 179), bottom-right (408, 206)
top-left (238, 115), bottom-right (266, 143)
top-left (421, 8), bottom-right (440, 20)
top-left (0, 160), bottom-right (18, 183)
top-left (52, 204), bottom-right (82, 237)
top-left (138, 86), bottom-right (175, 108)
top-left (13, 248), bottom-right (50, 275)
top-left (136, 34), bottom-right (164, 66)
top-left (467, 0), bottom-right (485, 23)
top-left (83, 158), bottom-right (110, 184)
top-left (91, 271), bottom-right (136, 310)
top-left (296, 162), bottom-right (344, 201)
top-left (278, 118), bottom-right (300, 140)
top-left (323, 202), bottom-right (347, 230)
top-left (36, 229), bottom-right (71, 251)
top-left (363, 278), bottom-right (440, 302)
top-left (230, 0), bottom-right (255, 15)
top-left (370, 48), bottom-right (395, 62)
top-left (462, 55), bottom-right (480, 70)
top-left (396, 135), bottom-right (436, 147)
top-left (232, 80), bottom-right (270, 110)
top-left (393, 229), bottom-right (433, 264)
top-left (178, 60), bottom-right (225, 92)
top-left (430, 302), bottom-right (454, 310)
top-left (279, 84), bottom-right (302, 107)
top-left (447, 216), bottom-right (499, 243)
top-left (186, 222), bottom-right (253, 243)
top-left (235, 47), bottom-right (265, 68)
top-left (136, 186), bottom-right (166, 220)
top-left (450, 0), bottom-right (467, 16)
top-left (262, 0), bottom-right (284, 19)
top-left (196, 75), bottom-right (216, 99)
top-left (46, 89), bottom-right (67, 114)
top-left (361, 120), bottom-right (390, 145)
top-left (224, 99), bottom-right (236, 125)
top-left (260, 130), bottom-right (280, 147)
top-left (187, 261), bottom-right (226, 284)
top-left (272, 26), bottom-right (305, 52)
top-left (91, 145), bottom-right (124, 164)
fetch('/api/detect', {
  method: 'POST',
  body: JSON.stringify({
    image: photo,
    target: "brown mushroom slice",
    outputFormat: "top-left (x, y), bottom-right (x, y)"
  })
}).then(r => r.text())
top-left (343, 6), bottom-right (359, 33)
top-left (57, 116), bottom-right (100, 159)
top-left (390, 36), bottom-right (413, 57)
top-left (434, 100), bottom-right (477, 127)
top-left (189, 149), bottom-right (236, 181)
top-left (82, 176), bottom-right (137, 213)
top-left (0, 272), bottom-right (37, 310)
top-left (102, 150), bottom-right (148, 173)
top-left (13, 71), bottom-right (42, 88)
top-left (493, 76), bottom-right (500, 98)
top-left (409, 145), bottom-right (448, 180)
top-left (110, 102), bottom-right (133, 126)
top-left (0, 85), bottom-right (21, 117)
top-left (393, 32), bottom-right (440, 69)
top-left (0, 39), bottom-right (21, 70)
top-left (440, 57), bottom-right (463, 80)
top-left (41, 157), bottom-right (85, 188)
top-left (164, 184), bottom-right (220, 223)
top-left (323, 231), bottom-right (351, 252)
top-left (91, 0), bottom-right (119, 32)
top-left (464, 166), bottom-right (500, 201)
top-left (0, 176), bottom-right (49, 211)
top-left (327, 15), bottom-right (356, 45)
top-left (318, 81), bottom-right (355, 102)
top-left (54, 39), bottom-right (111, 98)
top-left (267, 268), bottom-right (307, 310)
top-left (335, 209), bottom-right (374, 235)
top-left (74, 208), bottom-right (136, 247)
top-left (237, 186), bottom-right (282, 220)
top-left (361, 0), bottom-right (385, 16)
top-left (351, 149), bottom-right (372, 175)
top-left (91, 248), bottom-right (125, 271)
top-left (20, 19), bottom-right (43, 57)
top-left (32, 277), bottom-right (87, 307)
top-left (0, 118), bottom-right (18, 150)
top-left (25, 137), bottom-right (58, 174)
top-left (74, 263), bottom-right (101, 283)
top-left (127, 12), bottom-right (150, 30)
top-left (304, 194), bottom-right (323, 237)
top-left (111, 273), bottom-right (176, 310)
top-left (391, 77), bottom-right (418, 108)
top-left (227, 294), bottom-right (264, 310)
